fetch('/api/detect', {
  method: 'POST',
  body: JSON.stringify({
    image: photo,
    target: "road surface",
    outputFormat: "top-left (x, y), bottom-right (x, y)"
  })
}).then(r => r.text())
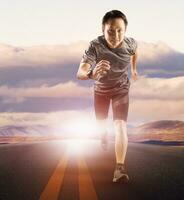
top-left (0, 140), bottom-right (184, 200)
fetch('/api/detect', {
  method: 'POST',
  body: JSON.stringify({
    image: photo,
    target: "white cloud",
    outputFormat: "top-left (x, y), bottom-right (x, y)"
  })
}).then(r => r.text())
top-left (137, 41), bottom-right (173, 61)
top-left (0, 81), bottom-right (93, 99)
top-left (129, 99), bottom-right (184, 123)
top-left (0, 111), bottom-right (94, 127)
top-left (0, 76), bottom-right (183, 125)
top-left (129, 76), bottom-right (184, 100)
top-left (0, 42), bottom-right (87, 67)
top-left (0, 40), bottom-right (177, 68)
top-left (128, 76), bottom-right (184, 123)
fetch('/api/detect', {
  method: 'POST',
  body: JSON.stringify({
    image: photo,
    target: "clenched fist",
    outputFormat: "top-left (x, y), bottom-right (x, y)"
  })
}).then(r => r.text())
top-left (92, 60), bottom-right (111, 80)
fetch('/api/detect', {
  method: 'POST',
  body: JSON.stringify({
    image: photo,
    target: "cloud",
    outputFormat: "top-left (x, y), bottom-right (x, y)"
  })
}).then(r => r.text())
top-left (137, 41), bottom-right (172, 61)
top-left (137, 41), bottom-right (184, 77)
top-left (0, 40), bottom-right (183, 124)
top-left (0, 81), bottom-right (92, 99)
top-left (0, 111), bottom-right (91, 127)
top-left (129, 99), bottom-right (184, 124)
top-left (128, 76), bottom-right (184, 124)
top-left (129, 76), bottom-right (184, 100)
top-left (0, 42), bottom-right (87, 67)
top-left (1, 76), bottom-right (183, 101)
top-left (0, 41), bottom-right (179, 69)
top-left (0, 76), bottom-right (183, 125)
top-left (0, 40), bottom-right (184, 89)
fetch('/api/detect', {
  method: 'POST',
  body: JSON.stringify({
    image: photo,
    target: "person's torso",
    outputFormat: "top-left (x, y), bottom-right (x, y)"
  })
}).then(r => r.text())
top-left (91, 35), bottom-right (133, 95)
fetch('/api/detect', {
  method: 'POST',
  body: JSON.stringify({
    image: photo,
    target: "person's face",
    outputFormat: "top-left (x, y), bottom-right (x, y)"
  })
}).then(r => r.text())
top-left (102, 18), bottom-right (126, 48)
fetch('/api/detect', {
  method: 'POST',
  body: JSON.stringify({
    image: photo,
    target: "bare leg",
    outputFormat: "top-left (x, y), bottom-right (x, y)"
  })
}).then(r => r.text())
top-left (113, 119), bottom-right (128, 164)
top-left (96, 119), bottom-right (108, 150)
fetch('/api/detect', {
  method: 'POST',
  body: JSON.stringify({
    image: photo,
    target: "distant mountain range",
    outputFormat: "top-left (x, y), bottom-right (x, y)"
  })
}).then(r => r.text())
top-left (128, 120), bottom-right (184, 145)
top-left (0, 120), bottom-right (184, 145)
top-left (0, 125), bottom-right (53, 143)
top-left (0, 125), bottom-right (52, 136)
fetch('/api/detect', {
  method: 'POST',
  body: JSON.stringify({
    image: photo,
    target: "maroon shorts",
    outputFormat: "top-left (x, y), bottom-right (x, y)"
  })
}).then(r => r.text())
top-left (94, 90), bottom-right (129, 121)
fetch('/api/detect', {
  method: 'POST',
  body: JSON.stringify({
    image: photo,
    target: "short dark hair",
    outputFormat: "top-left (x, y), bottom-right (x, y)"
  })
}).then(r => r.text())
top-left (102, 10), bottom-right (128, 27)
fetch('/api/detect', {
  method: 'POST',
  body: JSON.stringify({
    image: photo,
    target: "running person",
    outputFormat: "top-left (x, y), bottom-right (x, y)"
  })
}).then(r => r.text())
top-left (77, 10), bottom-right (138, 183)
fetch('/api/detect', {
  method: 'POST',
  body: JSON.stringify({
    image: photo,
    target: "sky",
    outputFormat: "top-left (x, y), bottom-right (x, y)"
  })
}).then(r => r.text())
top-left (0, 0), bottom-right (184, 52)
top-left (0, 0), bottom-right (184, 134)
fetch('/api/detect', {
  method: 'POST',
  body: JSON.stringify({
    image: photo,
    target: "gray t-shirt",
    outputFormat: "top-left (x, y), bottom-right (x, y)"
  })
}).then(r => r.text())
top-left (81, 35), bottom-right (138, 96)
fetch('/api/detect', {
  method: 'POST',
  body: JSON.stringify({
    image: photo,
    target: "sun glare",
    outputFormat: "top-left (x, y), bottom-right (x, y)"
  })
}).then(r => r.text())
top-left (56, 115), bottom-right (99, 139)
top-left (67, 139), bottom-right (86, 155)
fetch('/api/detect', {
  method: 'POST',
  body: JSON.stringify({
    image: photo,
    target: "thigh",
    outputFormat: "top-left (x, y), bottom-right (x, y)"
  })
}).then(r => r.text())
top-left (94, 92), bottom-right (111, 120)
top-left (111, 92), bottom-right (129, 121)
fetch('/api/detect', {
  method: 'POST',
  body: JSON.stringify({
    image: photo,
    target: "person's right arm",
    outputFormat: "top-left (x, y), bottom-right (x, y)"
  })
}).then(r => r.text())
top-left (76, 60), bottom-right (111, 80)
top-left (76, 62), bottom-right (92, 80)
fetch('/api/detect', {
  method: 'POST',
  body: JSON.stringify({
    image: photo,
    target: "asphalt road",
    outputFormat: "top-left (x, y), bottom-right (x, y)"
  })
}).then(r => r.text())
top-left (0, 140), bottom-right (184, 200)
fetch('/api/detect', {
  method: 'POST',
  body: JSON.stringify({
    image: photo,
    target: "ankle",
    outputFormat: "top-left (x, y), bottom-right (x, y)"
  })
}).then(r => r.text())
top-left (116, 162), bottom-right (125, 169)
top-left (117, 162), bottom-right (124, 166)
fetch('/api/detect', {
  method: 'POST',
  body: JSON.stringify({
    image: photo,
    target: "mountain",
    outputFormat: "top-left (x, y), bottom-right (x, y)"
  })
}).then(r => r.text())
top-left (128, 120), bottom-right (184, 144)
top-left (1, 120), bottom-right (184, 145)
top-left (0, 125), bottom-right (54, 144)
top-left (0, 125), bottom-right (52, 137)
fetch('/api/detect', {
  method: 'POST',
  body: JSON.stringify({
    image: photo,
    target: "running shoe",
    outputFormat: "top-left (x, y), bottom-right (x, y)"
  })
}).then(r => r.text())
top-left (113, 163), bottom-right (129, 183)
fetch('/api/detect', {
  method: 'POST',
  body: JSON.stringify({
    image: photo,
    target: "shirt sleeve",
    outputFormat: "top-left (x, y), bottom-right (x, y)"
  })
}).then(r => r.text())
top-left (127, 37), bottom-right (138, 55)
top-left (80, 42), bottom-right (97, 67)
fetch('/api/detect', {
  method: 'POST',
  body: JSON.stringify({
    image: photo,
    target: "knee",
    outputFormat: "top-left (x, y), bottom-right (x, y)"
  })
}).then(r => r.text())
top-left (113, 120), bottom-right (127, 133)
top-left (114, 119), bottom-right (126, 128)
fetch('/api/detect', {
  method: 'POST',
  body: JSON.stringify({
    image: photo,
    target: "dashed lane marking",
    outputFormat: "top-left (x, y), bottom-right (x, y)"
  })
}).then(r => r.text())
top-left (39, 152), bottom-right (68, 200)
top-left (78, 156), bottom-right (98, 200)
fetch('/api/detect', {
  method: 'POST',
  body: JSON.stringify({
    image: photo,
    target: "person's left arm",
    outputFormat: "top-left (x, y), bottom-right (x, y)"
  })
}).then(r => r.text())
top-left (130, 49), bottom-right (138, 81)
